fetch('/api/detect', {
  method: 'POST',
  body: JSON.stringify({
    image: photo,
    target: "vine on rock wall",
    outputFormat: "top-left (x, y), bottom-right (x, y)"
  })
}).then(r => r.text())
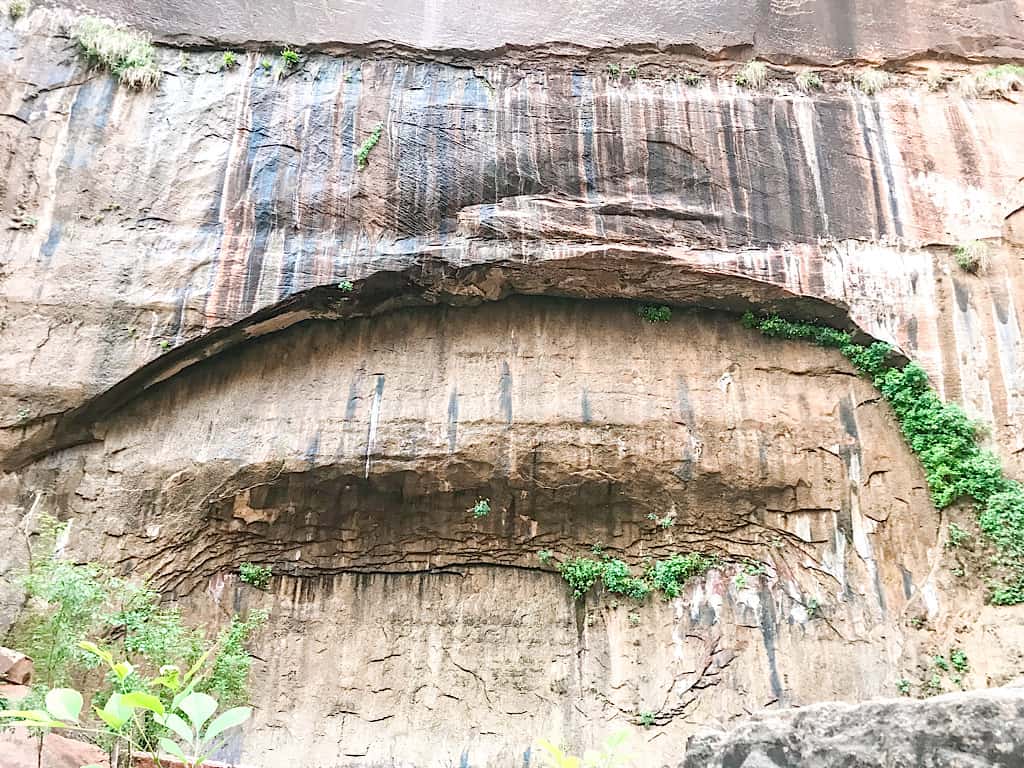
top-left (742, 312), bottom-right (1024, 605)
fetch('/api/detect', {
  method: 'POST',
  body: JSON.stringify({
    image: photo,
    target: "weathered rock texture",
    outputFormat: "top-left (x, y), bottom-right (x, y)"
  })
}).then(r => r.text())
top-left (1, 2), bottom-right (1024, 767)
top-left (683, 685), bottom-right (1024, 768)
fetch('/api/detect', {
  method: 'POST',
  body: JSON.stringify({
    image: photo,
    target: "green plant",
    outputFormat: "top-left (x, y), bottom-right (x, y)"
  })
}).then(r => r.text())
top-left (681, 72), bottom-right (702, 86)
top-left (536, 731), bottom-right (632, 768)
top-left (260, 58), bottom-right (272, 70)
top-left (646, 511), bottom-right (674, 529)
top-left (795, 72), bottom-right (822, 92)
top-left (71, 16), bottom-right (161, 89)
top-left (355, 123), bottom-right (384, 169)
top-left (742, 311), bottom-right (1024, 605)
top-left (733, 572), bottom-right (748, 589)
top-left (953, 241), bottom-right (987, 274)
top-left (538, 549), bottom-right (554, 565)
top-left (896, 678), bottom-right (911, 696)
top-left (947, 522), bottom-right (968, 548)
top-left (159, 340), bottom-right (171, 351)
top-left (950, 648), bottom-right (969, 674)
top-left (734, 61), bottom-right (768, 89)
top-left (221, 51), bottom-right (238, 69)
top-left (200, 611), bottom-right (267, 708)
top-left (959, 64), bottom-right (1024, 99)
top-left (638, 711), bottom-right (655, 728)
top-left (856, 69), bottom-right (890, 94)
top-left (559, 558), bottom-right (604, 599)
top-left (337, 279), bottom-right (354, 292)
top-left (637, 305), bottom-right (671, 323)
top-left (910, 616), bottom-right (926, 629)
top-left (238, 563), bottom-right (272, 590)
top-left (925, 673), bottom-right (943, 695)
top-left (9, 0), bottom-right (27, 19)
top-left (607, 63), bottom-right (621, 77)
top-left (627, 612), bottom-right (640, 626)
top-left (598, 559), bottom-right (652, 600)
top-left (470, 498), bottom-right (491, 518)
top-left (648, 554), bottom-right (714, 598)
top-left (805, 597), bottom-right (820, 618)
top-left (626, 65), bottom-right (638, 80)
top-left (280, 47), bottom-right (300, 67)
top-left (932, 654), bottom-right (950, 672)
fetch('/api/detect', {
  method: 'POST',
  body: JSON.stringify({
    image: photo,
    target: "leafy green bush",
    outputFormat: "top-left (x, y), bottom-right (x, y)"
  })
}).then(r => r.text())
top-left (221, 51), bottom-right (238, 69)
top-left (355, 123), bottom-right (384, 169)
top-left (856, 69), bottom-right (890, 94)
top-left (953, 242), bottom-right (987, 274)
top-left (470, 498), bottom-right (491, 518)
top-left (71, 16), bottom-right (161, 89)
top-left (637, 305), bottom-right (672, 323)
top-left (9, 0), bottom-right (27, 19)
top-left (648, 554), bottom-right (715, 598)
top-left (238, 562), bottom-right (272, 590)
top-left (199, 611), bottom-right (267, 707)
top-left (743, 312), bottom-right (1024, 604)
top-left (559, 552), bottom-right (713, 601)
top-left (280, 47), bottom-right (300, 67)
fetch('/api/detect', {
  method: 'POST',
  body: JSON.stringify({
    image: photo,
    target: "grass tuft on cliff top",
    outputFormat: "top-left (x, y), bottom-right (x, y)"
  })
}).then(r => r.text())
top-left (72, 16), bottom-right (161, 89)
top-left (743, 311), bottom-right (1024, 605)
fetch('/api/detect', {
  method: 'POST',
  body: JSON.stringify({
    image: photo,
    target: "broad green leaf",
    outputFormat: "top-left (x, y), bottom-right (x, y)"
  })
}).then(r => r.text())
top-left (94, 693), bottom-right (132, 730)
top-left (45, 689), bottom-right (83, 723)
top-left (157, 737), bottom-right (188, 762)
top-left (0, 709), bottom-right (63, 728)
top-left (121, 691), bottom-right (165, 716)
top-left (112, 661), bottom-right (134, 681)
top-left (203, 706), bottom-right (251, 741)
top-left (154, 712), bottom-right (194, 743)
top-left (78, 641), bottom-right (113, 667)
top-left (153, 665), bottom-right (181, 692)
top-left (178, 692), bottom-right (217, 732)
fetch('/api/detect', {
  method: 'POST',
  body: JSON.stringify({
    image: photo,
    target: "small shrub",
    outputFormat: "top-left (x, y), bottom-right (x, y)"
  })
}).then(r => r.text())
top-left (795, 72), bottom-right (822, 92)
top-left (734, 61), bottom-right (768, 89)
top-left (626, 65), bottom-right (639, 80)
top-left (959, 64), bottom-right (1024, 99)
top-left (925, 673), bottom-right (943, 695)
top-left (637, 304), bottom-right (671, 323)
top-left (856, 69), bottom-right (890, 95)
top-left (537, 549), bottom-right (554, 565)
top-left (200, 610), bottom-right (267, 707)
top-left (607, 63), bottom-right (621, 77)
top-left (909, 616), bottom-right (926, 629)
top-left (559, 558), bottom-right (604, 600)
top-left (260, 58), bottom-right (272, 70)
top-left (71, 16), bottom-right (161, 90)
top-left (337, 279), bottom-right (354, 292)
top-left (280, 47), bottom-right (300, 67)
top-left (805, 597), bottom-right (820, 618)
top-left (926, 71), bottom-right (949, 92)
top-left (638, 711), bottom-right (655, 728)
top-left (647, 511), bottom-right (674, 529)
top-left (932, 654), bottom-right (950, 672)
top-left (950, 648), bottom-right (969, 674)
top-left (221, 51), bottom-right (238, 69)
top-left (628, 612), bottom-right (640, 626)
top-left (947, 522), bottom-right (968, 548)
top-left (470, 498), bottom-right (491, 518)
top-left (647, 553), bottom-right (714, 598)
top-left (681, 72), bottom-right (702, 86)
top-left (355, 122), bottom-right (384, 169)
top-left (238, 562), bottom-right (272, 590)
top-left (953, 241), bottom-right (987, 274)
top-left (599, 558), bottom-right (651, 600)
top-left (896, 678), bottom-right (911, 696)
top-left (9, 0), bottom-right (27, 19)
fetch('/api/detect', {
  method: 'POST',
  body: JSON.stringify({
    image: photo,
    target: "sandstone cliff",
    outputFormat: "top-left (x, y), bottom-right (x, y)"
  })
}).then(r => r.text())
top-left (2, 1), bottom-right (1024, 765)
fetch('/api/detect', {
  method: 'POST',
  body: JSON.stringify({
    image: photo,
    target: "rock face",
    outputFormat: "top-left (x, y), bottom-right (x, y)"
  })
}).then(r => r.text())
top-left (682, 686), bottom-right (1024, 768)
top-left (1, 2), bottom-right (1024, 767)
